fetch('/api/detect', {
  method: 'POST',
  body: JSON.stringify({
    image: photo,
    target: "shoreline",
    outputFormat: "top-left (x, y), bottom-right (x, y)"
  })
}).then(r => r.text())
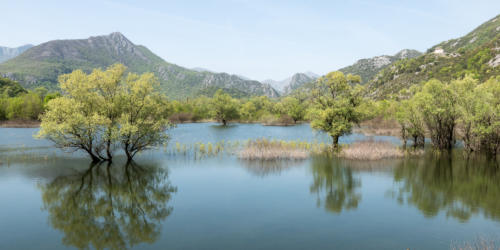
top-left (0, 118), bottom-right (401, 133)
top-left (0, 120), bottom-right (41, 128)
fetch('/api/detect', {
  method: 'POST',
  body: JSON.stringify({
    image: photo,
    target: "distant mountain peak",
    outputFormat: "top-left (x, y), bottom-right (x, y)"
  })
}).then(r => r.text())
top-left (0, 33), bottom-right (279, 98)
top-left (105, 32), bottom-right (133, 44)
top-left (394, 49), bottom-right (422, 60)
top-left (264, 72), bottom-right (318, 94)
top-left (0, 44), bottom-right (34, 63)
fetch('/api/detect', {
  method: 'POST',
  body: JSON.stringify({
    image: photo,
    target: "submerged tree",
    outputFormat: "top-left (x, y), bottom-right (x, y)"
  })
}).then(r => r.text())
top-left (119, 73), bottom-right (172, 161)
top-left (446, 75), bottom-right (499, 156)
top-left (209, 89), bottom-right (239, 126)
top-left (396, 99), bottom-right (425, 148)
top-left (37, 64), bottom-right (172, 162)
top-left (310, 71), bottom-right (363, 149)
top-left (413, 79), bottom-right (458, 150)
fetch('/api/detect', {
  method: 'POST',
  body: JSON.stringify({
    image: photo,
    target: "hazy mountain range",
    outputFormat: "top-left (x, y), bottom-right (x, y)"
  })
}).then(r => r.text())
top-left (0, 33), bottom-right (278, 98)
top-left (263, 72), bottom-right (319, 94)
top-left (0, 44), bottom-right (33, 63)
top-left (1, 13), bottom-right (499, 99)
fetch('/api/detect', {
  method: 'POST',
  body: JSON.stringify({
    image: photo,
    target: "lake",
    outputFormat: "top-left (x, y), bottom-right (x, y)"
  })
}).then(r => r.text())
top-left (0, 123), bottom-right (499, 250)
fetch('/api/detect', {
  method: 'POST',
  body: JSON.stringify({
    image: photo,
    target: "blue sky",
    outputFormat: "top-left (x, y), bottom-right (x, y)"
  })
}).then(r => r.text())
top-left (1, 0), bottom-right (499, 80)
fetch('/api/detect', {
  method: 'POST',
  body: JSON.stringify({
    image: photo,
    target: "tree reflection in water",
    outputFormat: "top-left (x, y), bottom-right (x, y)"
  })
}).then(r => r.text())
top-left (392, 150), bottom-right (500, 222)
top-left (240, 159), bottom-right (302, 177)
top-left (309, 156), bottom-right (361, 213)
top-left (40, 162), bottom-right (177, 249)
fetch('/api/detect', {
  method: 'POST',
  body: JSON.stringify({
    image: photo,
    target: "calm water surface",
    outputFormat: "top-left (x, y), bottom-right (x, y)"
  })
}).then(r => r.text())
top-left (0, 123), bottom-right (499, 250)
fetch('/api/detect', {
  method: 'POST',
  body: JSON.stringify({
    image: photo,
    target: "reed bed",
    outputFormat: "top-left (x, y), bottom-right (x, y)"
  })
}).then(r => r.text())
top-left (238, 138), bottom-right (310, 160)
top-left (450, 236), bottom-right (499, 250)
top-left (340, 140), bottom-right (421, 160)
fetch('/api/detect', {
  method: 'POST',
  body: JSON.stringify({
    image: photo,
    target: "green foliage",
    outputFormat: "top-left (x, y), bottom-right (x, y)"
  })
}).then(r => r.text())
top-left (0, 76), bottom-right (26, 97)
top-left (276, 96), bottom-right (305, 123)
top-left (428, 14), bottom-right (500, 54)
top-left (3, 92), bottom-right (43, 120)
top-left (209, 89), bottom-right (240, 125)
top-left (37, 64), bottom-right (173, 162)
top-left (452, 76), bottom-right (500, 155)
top-left (309, 71), bottom-right (364, 148)
top-left (395, 99), bottom-right (425, 148)
top-left (389, 75), bottom-right (499, 155)
top-left (367, 28), bottom-right (500, 99)
top-left (0, 87), bottom-right (53, 121)
top-left (413, 79), bottom-right (458, 150)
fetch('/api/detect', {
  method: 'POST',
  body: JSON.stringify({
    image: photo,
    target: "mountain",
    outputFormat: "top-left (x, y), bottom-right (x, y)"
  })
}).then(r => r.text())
top-left (0, 33), bottom-right (279, 98)
top-left (282, 73), bottom-right (318, 94)
top-left (338, 49), bottom-right (422, 84)
top-left (0, 44), bottom-right (34, 63)
top-left (191, 67), bottom-right (214, 73)
top-left (366, 14), bottom-right (500, 98)
top-left (263, 72), bottom-right (318, 94)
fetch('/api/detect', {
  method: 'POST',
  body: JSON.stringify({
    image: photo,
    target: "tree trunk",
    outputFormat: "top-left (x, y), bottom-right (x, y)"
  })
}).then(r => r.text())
top-left (125, 147), bottom-right (133, 162)
top-left (401, 125), bottom-right (407, 150)
top-left (332, 135), bottom-right (339, 150)
top-left (106, 140), bottom-right (113, 162)
top-left (86, 150), bottom-right (101, 163)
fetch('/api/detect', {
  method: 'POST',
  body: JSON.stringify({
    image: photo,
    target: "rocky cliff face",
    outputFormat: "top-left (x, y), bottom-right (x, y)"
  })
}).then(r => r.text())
top-left (282, 73), bottom-right (317, 94)
top-left (0, 44), bottom-right (33, 63)
top-left (264, 72), bottom-right (318, 94)
top-left (338, 49), bottom-right (422, 84)
top-left (0, 33), bottom-right (279, 98)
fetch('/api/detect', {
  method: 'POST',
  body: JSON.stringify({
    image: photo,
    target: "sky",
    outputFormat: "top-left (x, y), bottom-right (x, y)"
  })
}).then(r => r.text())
top-left (1, 0), bottom-right (499, 80)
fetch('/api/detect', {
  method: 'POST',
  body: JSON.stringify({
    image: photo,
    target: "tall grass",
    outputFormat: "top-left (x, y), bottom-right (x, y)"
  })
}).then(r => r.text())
top-left (340, 140), bottom-right (422, 160)
top-left (238, 138), bottom-right (310, 160)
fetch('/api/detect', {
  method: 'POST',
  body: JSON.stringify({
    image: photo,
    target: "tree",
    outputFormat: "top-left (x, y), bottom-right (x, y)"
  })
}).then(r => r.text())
top-left (413, 79), bottom-right (458, 150)
top-left (209, 89), bottom-right (239, 126)
top-left (119, 72), bottom-right (173, 161)
top-left (470, 77), bottom-right (500, 156)
top-left (310, 71), bottom-right (363, 149)
top-left (280, 96), bottom-right (305, 123)
top-left (4, 92), bottom-right (44, 120)
top-left (395, 99), bottom-right (425, 148)
top-left (450, 75), bottom-right (480, 152)
top-left (37, 64), bottom-right (172, 162)
top-left (239, 101), bottom-right (257, 121)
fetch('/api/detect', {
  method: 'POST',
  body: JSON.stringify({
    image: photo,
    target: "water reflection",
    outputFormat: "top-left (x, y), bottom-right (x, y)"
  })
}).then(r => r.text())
top-left (309, 157), bottom-right (362, 213)
top-left (240, 159), bottom-right (302, 177)
top-left (392, 151), bottom-right (500, 222)
top-left (40, 162), bottom-right (177, 249)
